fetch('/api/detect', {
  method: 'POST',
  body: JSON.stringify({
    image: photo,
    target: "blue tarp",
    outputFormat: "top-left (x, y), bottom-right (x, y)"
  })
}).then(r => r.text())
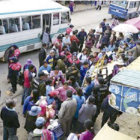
top-left (109, 70), bottom-right (140, 115)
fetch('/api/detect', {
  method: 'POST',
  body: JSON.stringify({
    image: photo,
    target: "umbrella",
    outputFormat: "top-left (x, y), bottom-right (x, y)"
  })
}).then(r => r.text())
top-left (113, 23), bottom-right (139, 33)
top-left (125, 17), bottom-right (140, 30)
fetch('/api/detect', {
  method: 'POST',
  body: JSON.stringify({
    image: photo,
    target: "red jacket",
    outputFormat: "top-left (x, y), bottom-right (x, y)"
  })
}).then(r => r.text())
top-left (68, 57), bottom-right (80, 64)
top-left (9, 62), bottom-right (22, 71)
top-left (14, 49), bottom-right (20, 58)
top-left (60, 51), bottom-right (72, 59)
top-left (70, 35), bottom-right (79, 43)
top-left (24, 70), bottom-right (32, 88)
top-left (66, 27), bottom-right (72, 35)
top-left (54, 39), bottom-right (62, 54)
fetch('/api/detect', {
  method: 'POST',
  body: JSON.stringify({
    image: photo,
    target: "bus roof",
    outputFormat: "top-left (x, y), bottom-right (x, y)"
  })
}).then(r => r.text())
top-left (0, 0), bottom-right (69, 17)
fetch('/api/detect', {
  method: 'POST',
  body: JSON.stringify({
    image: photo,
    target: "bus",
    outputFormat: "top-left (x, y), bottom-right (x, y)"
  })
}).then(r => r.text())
top-left (0, 0), bottom-right (70, 61)
top-left (109, 1), bottom-right (140, 20)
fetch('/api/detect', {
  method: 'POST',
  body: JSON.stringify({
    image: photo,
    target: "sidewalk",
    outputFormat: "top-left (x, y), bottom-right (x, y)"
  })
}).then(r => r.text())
top-left (68, 3), bottom-right (109, 13)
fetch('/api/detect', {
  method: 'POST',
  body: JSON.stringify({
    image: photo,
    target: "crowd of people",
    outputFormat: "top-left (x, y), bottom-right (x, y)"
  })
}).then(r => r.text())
top-left (1, 17), bottom-right (140, 140)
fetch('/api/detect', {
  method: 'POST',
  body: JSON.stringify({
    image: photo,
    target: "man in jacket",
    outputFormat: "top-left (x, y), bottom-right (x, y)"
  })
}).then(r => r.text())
top-left (38, 43), bottom-right (47, 67)
top-left (101, 94), bottom-right (122, 127)
top-left (9, 57), bottom-right (22, 93)
top-left (80, 61), bottom-right (89, 85)
top-left (58, 90), bottom-right (77, 136)
top-left (22, 65), bottom-right (34, 105)
top-left (78, 96), bottom-right (96, 132)
top-left (39, 61), bottom-right (51, 73)
top-left (46, 50), bottom-right (55, 68)
top-left (1, 98), bottom-right (20, 140)
top-left (78, 28), bottom-right (87, 52)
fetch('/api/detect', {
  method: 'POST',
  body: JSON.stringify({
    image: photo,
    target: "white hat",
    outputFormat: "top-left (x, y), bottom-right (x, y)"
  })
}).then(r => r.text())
top-left (42, 70), bottom-right (49, 75)
top-left (29, 106), bottom-right (41, 116)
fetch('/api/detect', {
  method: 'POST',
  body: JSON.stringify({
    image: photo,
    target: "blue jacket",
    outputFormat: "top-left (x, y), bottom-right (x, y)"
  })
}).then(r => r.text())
top-left (101, 21), bottom-right (106, 32)
top-left (80, 66), bottom-right (88, 82)
top-left (46, 96), bottom-right (55, 105)
top-left (73, 95), bottom-right (85, 119)
top-left (46, 55), bottom-right (54, 67)
top-left (84, 82), bottom-right (94, 99)
top-left (23, 96), bottom-right (35, 114)
top-left (39, 65), bottom-right (51, 73)
top-left (78, 31), bottom-right (87, 41)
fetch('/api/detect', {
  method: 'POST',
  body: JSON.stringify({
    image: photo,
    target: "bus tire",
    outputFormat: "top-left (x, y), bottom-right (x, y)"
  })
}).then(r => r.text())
top-left (111, 15), bottom-right (114, 19)
top-left (4, 48), bottom-right (11, 62)
top-left (128, 14), bottom-right (132, 19)
top-left (136, 12), bottom-right (139, 17)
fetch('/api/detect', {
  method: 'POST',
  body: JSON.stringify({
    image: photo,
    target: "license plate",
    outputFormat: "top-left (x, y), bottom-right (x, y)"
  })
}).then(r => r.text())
top-left (27, 44), bottom-right (34, 50)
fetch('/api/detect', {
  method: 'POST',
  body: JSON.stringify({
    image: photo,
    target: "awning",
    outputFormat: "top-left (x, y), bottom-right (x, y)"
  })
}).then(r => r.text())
top-left (125, 17), bottom-right (140, 30)
top-left (94, 124), bottom-right (135, 140)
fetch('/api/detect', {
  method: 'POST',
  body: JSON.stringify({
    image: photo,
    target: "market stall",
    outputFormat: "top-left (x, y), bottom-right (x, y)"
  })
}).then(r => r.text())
top-left (109, 69), bottom-right (140, 116)
top-left (82, 58), bottom-right (124, 88)
top-left (125, 56), bottom-right (140, 71)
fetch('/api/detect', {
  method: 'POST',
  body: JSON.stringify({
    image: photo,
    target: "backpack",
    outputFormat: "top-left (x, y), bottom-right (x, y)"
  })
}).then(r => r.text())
top-left (14, 49), bottom-right (20, 57)
top-left (17, 72), bottom-right (24, 86)
top-left (41, 129), bottom-right (54, 140)
top-left (10, 62), bottom-right (22, 71)
top-left (71, 41), bottom-right (78, 53)
top-left (32, 78), bottom-right (46, 96)
top-left (79, 54), bottom-right (83, 60)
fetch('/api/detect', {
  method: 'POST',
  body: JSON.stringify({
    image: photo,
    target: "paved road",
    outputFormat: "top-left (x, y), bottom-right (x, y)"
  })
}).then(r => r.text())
top-left (0, 7), bottom-right (139, 139)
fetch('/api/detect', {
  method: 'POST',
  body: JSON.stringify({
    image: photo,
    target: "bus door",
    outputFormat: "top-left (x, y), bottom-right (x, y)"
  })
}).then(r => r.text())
top-left (51, 12), bottom-right (60, 38)
top-left (43, 14), bottom-right (51, 33)
top-left (127, 1), bottom-right (139, 18)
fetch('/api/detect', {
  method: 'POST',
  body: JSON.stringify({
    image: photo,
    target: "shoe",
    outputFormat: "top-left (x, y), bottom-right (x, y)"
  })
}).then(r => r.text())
top-left (7, 79), bottom-right (10, 83)
top-left (10, 89), bottom-right (15, 94)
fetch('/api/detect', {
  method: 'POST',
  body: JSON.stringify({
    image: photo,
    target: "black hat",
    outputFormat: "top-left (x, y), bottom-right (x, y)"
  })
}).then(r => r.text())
top-left (67, 90), bottom-right (73, 98)
top-left (69, 24), bottom-right (74, 28)
top-left (89, 55), bottom-right (94, 59)
top-left (38, 71), bottom-right (45, 77)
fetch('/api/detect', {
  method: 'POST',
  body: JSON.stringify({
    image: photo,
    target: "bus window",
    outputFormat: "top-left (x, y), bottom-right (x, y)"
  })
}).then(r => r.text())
top-left (129, 1), bottom-right (139, 8)
top-left (61, 12), bottom-right (69, 24)
top-left (3, 19), bottom-right (8, 33)
top-left (0, 19), bottom-right (6, 35)
top-left (9, 18), bottom-right (20, 33)
top-left (31, 15), bottom-right (41, 29)
top-left (53, 13), bottom-right (59, 25)
top-left (22, 16), bottom-right (31, 30)
top-left (112, 1), bottom-right (128, 8)
top-left (129, 2), bottom-right (135, 8)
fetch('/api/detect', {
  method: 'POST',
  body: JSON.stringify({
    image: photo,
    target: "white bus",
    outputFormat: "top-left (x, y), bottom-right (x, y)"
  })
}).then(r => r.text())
top-left (0, 0), bottom-right (70, 61)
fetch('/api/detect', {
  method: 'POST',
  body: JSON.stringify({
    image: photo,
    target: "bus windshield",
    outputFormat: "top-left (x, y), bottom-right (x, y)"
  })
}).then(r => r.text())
top-left (112, 1), bottom-right (128, 8)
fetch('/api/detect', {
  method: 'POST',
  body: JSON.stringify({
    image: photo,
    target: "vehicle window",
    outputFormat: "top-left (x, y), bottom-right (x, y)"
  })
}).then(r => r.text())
top-left (53, 13), bottom-right (59, 25)
top-left (31, 15), bottom-right (41, 29)
top-left (22, 16), bottom-right (31, 30)
top-left (61, 12), bottom-right (69, 24)
top-left (129, 2), bottom-right (135, 8)
top-left (9, 18), bottom-right (20, 33)
top-left (112, 1), bottom-right (128, 8)
top-left (129, 2), bottom-right (139, 8)
top-left (0, 19), bottom-right (5, 35)
top-left (3, 19), bottom-right (8, 33)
